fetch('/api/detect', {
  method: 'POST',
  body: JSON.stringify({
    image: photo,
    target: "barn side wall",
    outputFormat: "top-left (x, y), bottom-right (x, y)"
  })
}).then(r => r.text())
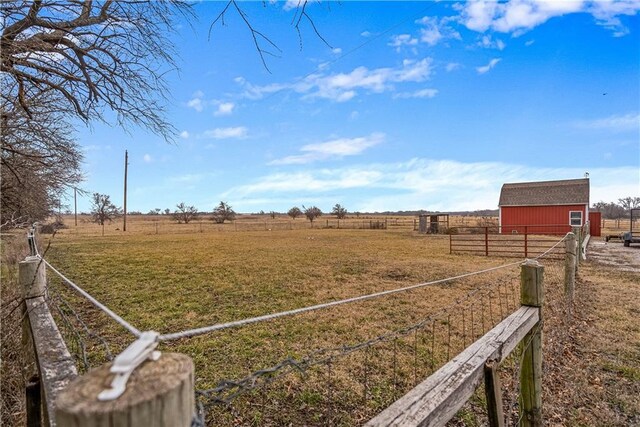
top-left (499, 204), bottom-right (587, 234)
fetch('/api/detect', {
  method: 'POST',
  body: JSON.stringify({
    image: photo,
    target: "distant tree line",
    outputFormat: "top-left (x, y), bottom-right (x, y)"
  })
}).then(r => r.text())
top-left (592, 197), bottom-right (640, 219)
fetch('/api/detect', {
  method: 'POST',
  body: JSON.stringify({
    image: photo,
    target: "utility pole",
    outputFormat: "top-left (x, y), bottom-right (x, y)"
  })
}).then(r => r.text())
top-left (74, 187), bottom-right (78, 226)
top-left (123, 150), bottom-right (128, 232)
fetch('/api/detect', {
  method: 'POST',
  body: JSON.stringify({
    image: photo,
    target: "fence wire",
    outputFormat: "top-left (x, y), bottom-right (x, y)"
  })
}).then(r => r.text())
top-left (46, 274), bottom-right (119, 374)
top-left (193, 267), bottom-right (523, 426)
top-left (29, 229), bottom-right (574, 426)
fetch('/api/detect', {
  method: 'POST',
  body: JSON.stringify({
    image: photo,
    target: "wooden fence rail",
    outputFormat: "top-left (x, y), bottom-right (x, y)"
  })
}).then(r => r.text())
top-left (20, 257), bottom-right (78, 427)
top-left (366, 259), bottom-right (546, 427)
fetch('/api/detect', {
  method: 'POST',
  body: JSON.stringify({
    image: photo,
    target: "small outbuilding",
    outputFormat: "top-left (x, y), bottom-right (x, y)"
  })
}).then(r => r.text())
top-left (498, 178), bottom-right (601, 236)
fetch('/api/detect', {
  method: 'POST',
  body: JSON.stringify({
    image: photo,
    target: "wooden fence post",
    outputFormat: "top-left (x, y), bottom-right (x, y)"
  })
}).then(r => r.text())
top-left (484, 360), bottom-right (504, 427)
top-left (20, 256), bottom-right (47, 427)
top-left (56, 353), bottom-right (195, 426)
top-left (564, 233), bottom-right (577, 312)
top-left (520, 259), bottom-right (544, 427)
top-left (572, 226), bottom-right (581, 272)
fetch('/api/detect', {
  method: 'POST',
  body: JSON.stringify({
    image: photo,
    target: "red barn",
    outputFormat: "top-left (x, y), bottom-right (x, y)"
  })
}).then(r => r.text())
top-left (498, 178), bottom-right (600, 236)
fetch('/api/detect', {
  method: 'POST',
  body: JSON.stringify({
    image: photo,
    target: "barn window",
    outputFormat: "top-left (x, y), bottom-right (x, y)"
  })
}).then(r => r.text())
top-left (569, 211), bottom-right (583, 226)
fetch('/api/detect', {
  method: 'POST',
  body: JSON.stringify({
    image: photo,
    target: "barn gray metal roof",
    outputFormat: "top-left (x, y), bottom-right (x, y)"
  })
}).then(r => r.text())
top-left (499, 178), bottom-right (590, 207)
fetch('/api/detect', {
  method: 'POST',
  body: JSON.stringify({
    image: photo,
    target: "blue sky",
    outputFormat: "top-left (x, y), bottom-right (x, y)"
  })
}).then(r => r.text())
top-left (72, 0), bottom-right (640, 214)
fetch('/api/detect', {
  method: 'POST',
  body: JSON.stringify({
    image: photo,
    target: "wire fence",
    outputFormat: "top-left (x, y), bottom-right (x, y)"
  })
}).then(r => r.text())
top-left (53, 214), bottom-right (508, 237)
top-left (26, 228), bottom-right (575, 426)
top-left (191, 269), bottom-right (523, 426)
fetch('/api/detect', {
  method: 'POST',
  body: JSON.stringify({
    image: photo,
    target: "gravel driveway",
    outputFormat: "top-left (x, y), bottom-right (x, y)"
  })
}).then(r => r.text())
top-left (587, 238), bottom-right (640, 273)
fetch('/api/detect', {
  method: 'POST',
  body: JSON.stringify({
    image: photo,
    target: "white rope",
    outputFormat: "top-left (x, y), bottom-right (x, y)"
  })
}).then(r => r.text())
top-left (158, 260), bottom-right (523, 341)
top-left (41, 258), bottom-right (141, 337)
top-left (534, 233), bottom-right (568, 260)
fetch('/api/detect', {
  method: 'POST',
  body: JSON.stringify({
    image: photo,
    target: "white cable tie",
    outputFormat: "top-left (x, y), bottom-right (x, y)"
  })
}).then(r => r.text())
top-left (98, 331), bottom-right (161, 401)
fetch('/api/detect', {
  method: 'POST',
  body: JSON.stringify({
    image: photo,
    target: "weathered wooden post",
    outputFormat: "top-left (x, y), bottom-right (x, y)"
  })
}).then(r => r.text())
top-left (20, 256), bottom-right (47, 427)
top-left (484, 360), bottom-right (504, 427)
top-left (572, 226), bottom-right (581, 272)
top-left (564, 233), bottom-right (577, 311)
top-left (520, 259), bottom-right (544, 427)
top-left (55, 352), bottom-right (195, 426)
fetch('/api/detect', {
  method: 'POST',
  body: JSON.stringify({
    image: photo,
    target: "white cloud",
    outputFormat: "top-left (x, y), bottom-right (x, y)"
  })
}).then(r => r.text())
top-left (143, 154), bottom-right (153, 163)
top-left (478, 35), bottom-right (506, 50)
top-left (180, 131), bottom-right (190, 139)
top-left (269, 133), bottom-right (385, 165)
top-left (201, 127), bottom-right (248, 139)
top-left (223, 158), bottom-right (638, 212)
top-left (361, 31), bottom-right (372, 37)
top-left (388, 34), bottom-right (419, 51)
top-left (417, 16), bottom-right (462, 46)
top-left (461, 0), bottom-right (639, 36)
top-left (186, 91), bottom-right (236, 115)
top-left (237, 59), bottom-right (433, 102)
top-left (464, 0), bottom-right (501, 32)
top-left (573, 112), bottom-right (640, 132)
top-left (393, 88), bottom-right (438, 99)
top-left (214, 102), bottom-right (235, 116)
top-left (446, 62), bottom-right (461, 72)
top-left (525, 39), bottom-right (535, 46)
top-left (476, 58), bottom-right (501, 74)
top-left (236, 80), bottom-right (287, 100)
top-left (349, 110), bottom-right (360, 120)
top-left (283, 0), bottom-right (301, 11)
top-left (332, 47), bottom-right (343, 54)
top-left (187, 96), bottom-right (204, 112)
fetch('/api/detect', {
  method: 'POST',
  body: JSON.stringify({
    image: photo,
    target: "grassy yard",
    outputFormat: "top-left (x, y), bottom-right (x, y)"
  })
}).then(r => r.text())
top-left (41, 225), bottom-right (525, 425)
top-left (3, 221), bottom-right (637, 426)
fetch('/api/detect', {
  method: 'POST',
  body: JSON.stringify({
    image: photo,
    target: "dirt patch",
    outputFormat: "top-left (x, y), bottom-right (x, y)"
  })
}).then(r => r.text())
top-left (586, 238), bottom-right (640, 273)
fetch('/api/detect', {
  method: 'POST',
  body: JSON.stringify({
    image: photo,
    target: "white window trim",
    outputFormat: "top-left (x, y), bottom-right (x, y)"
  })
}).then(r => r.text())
top-left (569, 210), bottom-right (583, 227)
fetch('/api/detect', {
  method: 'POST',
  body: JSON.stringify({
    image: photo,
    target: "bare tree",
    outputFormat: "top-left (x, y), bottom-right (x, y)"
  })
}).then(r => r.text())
top-left (1, 0), bottom-right (192, 139)
top-left (91, 193), bottom-right (121, 235)
top-left (592, 201), bottom-right (626, 220)
top-left (210, 0), bottom-right (331, 71)
top-left (618, 197), bottom-right (640, 215)
top-left (1, 90), bottom-right (83, 227)
top-left (303, 205), bottom-right (322, 223)
top-left (173, 203), bottom-right (198, 224)
top-left (287, 206), bottom-right (302, 219)
top-left (1, 1), bottom-right (193, 228)
top-left (331, 203), bottom-right (347, 219)
top-left (211, 201), bottom-right (236, 224)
